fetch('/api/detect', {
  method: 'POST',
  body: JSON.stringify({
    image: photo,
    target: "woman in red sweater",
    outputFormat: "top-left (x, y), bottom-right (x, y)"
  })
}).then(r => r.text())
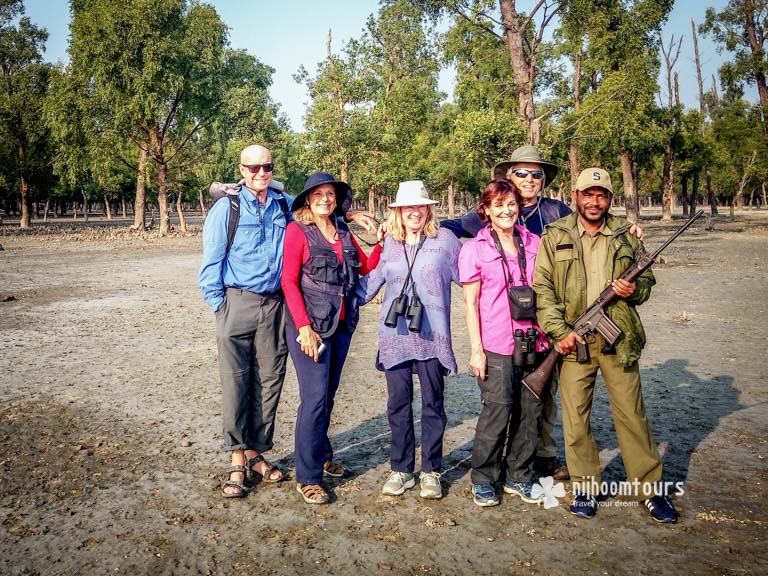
top-left (282, 172), bottom-right (381, 505)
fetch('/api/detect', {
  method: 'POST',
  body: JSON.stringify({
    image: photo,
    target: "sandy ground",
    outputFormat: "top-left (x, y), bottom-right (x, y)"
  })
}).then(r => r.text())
top-left (0, 209), bottom-right (767, 576)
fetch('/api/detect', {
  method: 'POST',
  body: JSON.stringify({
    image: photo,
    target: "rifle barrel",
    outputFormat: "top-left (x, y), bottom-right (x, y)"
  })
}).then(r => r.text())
top-left (647, 210), bottom-right (704, 261)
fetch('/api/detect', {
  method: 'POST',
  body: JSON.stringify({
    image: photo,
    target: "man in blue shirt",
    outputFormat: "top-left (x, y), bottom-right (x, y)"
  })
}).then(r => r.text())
top-left (199, 144), bottom-right (292, 497)
top-left (200, 144), bottom-right (378, 498)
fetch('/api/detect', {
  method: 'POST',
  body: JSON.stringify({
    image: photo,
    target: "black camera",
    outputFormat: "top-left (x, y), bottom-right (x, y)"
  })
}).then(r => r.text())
top-left (384, 294), bottom-right (409, 328)
top-left (406, 294), bottom-right (423, 333)
top-left (513, 328), bottom-right (539, 368)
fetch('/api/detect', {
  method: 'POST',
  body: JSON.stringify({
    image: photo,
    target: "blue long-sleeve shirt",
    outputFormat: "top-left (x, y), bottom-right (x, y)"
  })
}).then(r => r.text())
top-left (198, 185), bottom-right (293, 312)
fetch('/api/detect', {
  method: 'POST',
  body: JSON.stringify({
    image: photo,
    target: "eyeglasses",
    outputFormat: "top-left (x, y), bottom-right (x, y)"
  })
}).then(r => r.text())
top-left (242, 162), bottom-right (274, 174)
top-left (512, 169), bottom-right (544, 180)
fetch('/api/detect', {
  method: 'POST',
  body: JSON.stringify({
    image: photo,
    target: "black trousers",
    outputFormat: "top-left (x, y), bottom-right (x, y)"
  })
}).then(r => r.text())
top-left (471, 350), bottom-right (543, 485)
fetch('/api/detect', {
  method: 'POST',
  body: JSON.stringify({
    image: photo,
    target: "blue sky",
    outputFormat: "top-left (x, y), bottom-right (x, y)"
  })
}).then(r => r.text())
top-left (25, 0), bottom-right (733, 131)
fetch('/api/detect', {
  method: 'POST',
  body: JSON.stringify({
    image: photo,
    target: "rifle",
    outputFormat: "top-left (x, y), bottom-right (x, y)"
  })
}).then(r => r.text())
top-left (522, 210), bottom-right (704, 400)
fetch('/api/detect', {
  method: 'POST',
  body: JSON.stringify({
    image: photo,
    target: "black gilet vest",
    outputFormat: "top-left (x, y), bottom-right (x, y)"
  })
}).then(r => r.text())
top-left (293, 221), bottom-right (361, 338)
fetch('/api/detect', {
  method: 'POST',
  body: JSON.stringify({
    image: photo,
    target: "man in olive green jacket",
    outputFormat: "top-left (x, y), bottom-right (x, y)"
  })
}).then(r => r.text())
top-left (533, 168), bottom-right (678, 524)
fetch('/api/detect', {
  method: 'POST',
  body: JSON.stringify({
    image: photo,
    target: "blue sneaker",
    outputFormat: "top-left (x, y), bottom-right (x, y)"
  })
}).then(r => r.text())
top-left (503, 481), bottom-right (544, 504)
top-left (472, 483), bottom-right (500, 507)
top-left (569, 491), bottom-right (597, 519)
top-left (644, 495), bottom-right (678, 523)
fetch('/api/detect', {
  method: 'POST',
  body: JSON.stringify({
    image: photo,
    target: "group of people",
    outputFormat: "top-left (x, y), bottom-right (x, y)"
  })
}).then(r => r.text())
top-left (198, 142), bottom-right (679, 524)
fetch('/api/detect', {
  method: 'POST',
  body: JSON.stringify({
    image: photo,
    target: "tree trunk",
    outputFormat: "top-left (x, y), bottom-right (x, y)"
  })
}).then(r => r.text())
top-left (568, 50), bottom-right (581, 191)
top-left (568, 144), bottom-right (580, 190)
top-left (692, 171), bottom-right (699, 213)
top-left (176, 189), bottom-right (187, 234)
top-left (692, 18), bottom-right (707, 137)
top-left (103, 194), bottom-right (112, 219)
top-left (499, 0), bottom-right (538, 145)
top-left (133, 146), bottom-right (148, 230)
top-left (748, 187), bottom-right (756, 209)
top-left (368, 184), bottom-right (376, 218)
top-left (448, 178), bottom-right (455, 219)
top-left (43, 199), bottom-right (50, 222)
top-left (661, 142), bottom-right (674, 221)
top-left (736, 150), bottom-right (757, 210)
top-left (341, 158), bottom-right (349, 183)
top-left (121, 195), bottom-right (127, 218)
top-left (620, 151), bottom-right (639, 222)
top-left (156, 160), bottom-right (171, 236)
top-left (762, 182), bottom-right (767, 209)
top-left (82, 188), bottom-right (89, 223)
top-left (198, 188), bottom-right (207, 217)
top-left (705, 167), bottom-right (717, 215)
top-left (19, 176), bottom-right (31, 229)
top-left (744, 1), bottom-right (768, 122)
top-left (681, 173), bottom-right (689, 217)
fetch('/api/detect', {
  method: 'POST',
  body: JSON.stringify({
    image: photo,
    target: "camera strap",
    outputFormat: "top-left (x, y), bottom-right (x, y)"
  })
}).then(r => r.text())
top-left (489, 226), bottom-right (528, 287)
top-left (400, 234), bottom-right (426, 299)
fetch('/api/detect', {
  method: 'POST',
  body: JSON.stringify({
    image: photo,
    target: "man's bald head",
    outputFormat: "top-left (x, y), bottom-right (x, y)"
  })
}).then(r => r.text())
top-left (240, 144), bottom-right (272, 166)
top-left (238, 144), bottom-right (273, 199)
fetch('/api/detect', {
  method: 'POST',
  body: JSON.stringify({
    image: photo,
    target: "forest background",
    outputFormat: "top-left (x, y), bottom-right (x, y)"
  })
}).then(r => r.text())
top-left (2, 0), bottom-right (767, 236)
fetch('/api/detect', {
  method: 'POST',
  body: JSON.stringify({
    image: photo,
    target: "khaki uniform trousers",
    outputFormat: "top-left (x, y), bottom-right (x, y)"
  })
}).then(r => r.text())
top-left (559, 335), bottom-right (662, 495)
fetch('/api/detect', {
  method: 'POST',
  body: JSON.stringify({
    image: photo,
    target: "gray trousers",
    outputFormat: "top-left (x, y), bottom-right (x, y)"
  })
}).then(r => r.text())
top-left (471, 351), bottom-right (543, 484)
top-left (215, 289), bottom-right (288, 452)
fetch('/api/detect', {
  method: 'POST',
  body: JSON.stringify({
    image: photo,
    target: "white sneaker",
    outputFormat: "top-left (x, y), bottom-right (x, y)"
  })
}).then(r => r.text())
top-left (382, 471), bottom-right (416, 496)
top-left (419, 471), bottom-right (442, 499)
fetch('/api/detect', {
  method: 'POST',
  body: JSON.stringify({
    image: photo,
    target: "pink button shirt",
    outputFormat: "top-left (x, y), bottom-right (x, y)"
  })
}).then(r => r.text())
top-left (458, 224), bottom-right (547, 356)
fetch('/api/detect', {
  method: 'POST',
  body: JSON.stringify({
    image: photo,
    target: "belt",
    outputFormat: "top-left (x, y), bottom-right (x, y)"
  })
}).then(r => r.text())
top-left (225, 287), bottom-right (283, 298)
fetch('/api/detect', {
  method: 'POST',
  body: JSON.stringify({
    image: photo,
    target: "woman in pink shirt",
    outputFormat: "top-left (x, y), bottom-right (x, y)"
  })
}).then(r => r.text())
top-left (458, 179), bottom-right (549, 508)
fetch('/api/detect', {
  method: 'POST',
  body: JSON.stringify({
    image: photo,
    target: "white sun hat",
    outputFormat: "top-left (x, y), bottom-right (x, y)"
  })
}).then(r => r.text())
top-left (388, 180), bottom-right (439, 207)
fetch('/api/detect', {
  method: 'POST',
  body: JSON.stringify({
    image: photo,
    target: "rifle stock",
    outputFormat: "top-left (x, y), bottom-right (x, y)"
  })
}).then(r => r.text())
top-left (522, 347), bottom-right (560, 400)
top-left (522, 210), bottom-right (704, 396)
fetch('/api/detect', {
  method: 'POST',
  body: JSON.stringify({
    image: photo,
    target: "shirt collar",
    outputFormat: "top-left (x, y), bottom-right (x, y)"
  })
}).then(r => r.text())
top-left (577, 217), bottom-right (612, 238)
top-left (240, 184), bottom-right (276, 206)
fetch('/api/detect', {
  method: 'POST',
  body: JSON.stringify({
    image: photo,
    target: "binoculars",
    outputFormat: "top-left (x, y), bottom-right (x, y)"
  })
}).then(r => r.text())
top-left (384, 292), bottom-right (424, 332)
top-left (513, 327), bottom-right (539, 368)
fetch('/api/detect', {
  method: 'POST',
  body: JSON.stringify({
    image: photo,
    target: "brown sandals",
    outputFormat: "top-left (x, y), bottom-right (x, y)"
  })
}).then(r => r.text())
top-left (247, 454), bottom-right (287, 483)
top-left (296, 482), bottom-right (330, 504)
top-left (322, 460), bottom-right (350, 478)
top-left (222, 465), bottom-right (248, 498)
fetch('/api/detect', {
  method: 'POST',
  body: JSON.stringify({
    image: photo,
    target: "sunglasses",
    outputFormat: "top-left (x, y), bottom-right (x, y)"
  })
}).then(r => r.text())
top-left (512, 169), bottom-right (544, 180)
top-left (242, 162), bottom-right (274, 174)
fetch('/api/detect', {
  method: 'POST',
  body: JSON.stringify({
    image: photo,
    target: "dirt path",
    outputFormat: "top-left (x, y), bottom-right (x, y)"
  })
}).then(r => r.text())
top-left (1, 211), bottom-right (766, 575)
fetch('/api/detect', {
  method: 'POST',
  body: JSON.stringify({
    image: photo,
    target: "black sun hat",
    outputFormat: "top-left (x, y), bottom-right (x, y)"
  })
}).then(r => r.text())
top-left (292, 172), bottom-right (353, 217)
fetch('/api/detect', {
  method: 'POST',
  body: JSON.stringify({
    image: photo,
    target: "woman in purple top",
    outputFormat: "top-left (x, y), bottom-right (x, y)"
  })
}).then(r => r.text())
top-left (359, 180), bottom-right (461, 500)
top-left (458, 179), bottom-right (549, 508)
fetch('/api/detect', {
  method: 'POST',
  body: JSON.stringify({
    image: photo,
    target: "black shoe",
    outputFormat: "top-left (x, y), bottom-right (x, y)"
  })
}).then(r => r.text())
top-left (569, 491), bottom-right (597, 519)
top-left (644, 495), bottom-right (678, 523)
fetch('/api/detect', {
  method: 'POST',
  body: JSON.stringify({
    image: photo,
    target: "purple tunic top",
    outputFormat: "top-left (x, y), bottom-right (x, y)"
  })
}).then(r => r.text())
top-left (359, 227), bottom-right (461, 373)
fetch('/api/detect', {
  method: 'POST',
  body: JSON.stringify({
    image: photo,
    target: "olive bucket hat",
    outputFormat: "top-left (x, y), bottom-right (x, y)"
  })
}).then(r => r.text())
top-left (491, 145), bottom-right (559, 186)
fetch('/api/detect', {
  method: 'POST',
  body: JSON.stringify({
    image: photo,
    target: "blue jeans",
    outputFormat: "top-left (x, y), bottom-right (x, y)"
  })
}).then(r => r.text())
top-left (384, 358), bottom-right (447, 473)
top-left (287, 322), bottom-right (353, 485)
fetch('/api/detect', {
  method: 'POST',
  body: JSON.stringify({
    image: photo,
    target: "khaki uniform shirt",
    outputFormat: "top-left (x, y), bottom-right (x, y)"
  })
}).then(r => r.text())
top-left (577, 218), bottom-right (612, 305)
